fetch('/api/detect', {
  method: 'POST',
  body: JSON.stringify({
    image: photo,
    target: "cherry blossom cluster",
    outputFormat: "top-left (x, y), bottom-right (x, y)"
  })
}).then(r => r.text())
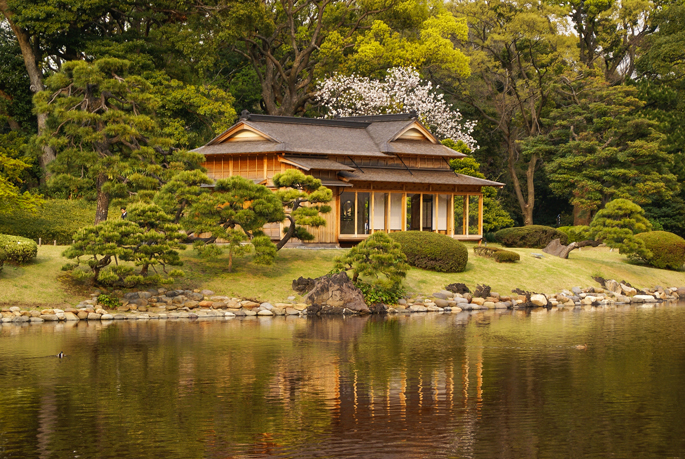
top-left (315, 67), bottom-right (478, 150)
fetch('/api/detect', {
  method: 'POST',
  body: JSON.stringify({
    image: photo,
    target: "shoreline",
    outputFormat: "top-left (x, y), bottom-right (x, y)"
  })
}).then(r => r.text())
top-left (2, 280), bottom-right (683, 324)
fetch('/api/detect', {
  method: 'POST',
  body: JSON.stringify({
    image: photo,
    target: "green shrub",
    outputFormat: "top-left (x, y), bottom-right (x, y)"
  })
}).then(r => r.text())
top-left (493, 225), bottom-right (568, 248)
top-left (0, 234), bottom-right (38, 264)
top-left (356, 280), bottom-right (406, 305)
top-left (558, 225), bottom-right (592, 243)
top-left (97, 294), bottom-right (122, 309)
top-left (0, 247), bottom-right (6, 272)
top-left (634, 231), bottom-right (685, 270)
top-left (388, 231), bottom-right (468, 273)
top-left (473, 246), bottom-right (520, 263)
top-left (334, 232), bottom-right (409, 287)
top-left (0, 199), bottom-right (96, 244)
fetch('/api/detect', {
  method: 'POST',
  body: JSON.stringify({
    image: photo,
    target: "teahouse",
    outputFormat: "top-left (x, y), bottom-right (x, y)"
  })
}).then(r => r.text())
top-left (194, 112), bottom-right (503, 245)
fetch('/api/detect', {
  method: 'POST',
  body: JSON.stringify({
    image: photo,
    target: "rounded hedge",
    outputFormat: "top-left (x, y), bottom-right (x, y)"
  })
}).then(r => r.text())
top-left (493, 225), bottom-right (568, 248)
top-left (0, 247), bottom-right (6, 272)
top-left (635, 231), bottom-right (685, 270)
top-left (388, 231), bottom-right (468, 272)
top-left (0, 234), bottom-right (38, 264)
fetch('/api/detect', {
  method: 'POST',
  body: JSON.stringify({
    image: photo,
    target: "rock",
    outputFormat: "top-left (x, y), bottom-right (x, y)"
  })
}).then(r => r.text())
top-left (532, 253), bottom-right (544, 259)
top-left (676, 287), bottom-right (685, 298)
top-left (398, 299), bottom-right (407, 305)
top-left (285, 308), bottom-right (300, 315)
top-left (95, 308), bottom-right (107, 315)
top-left (258, 309), bottom-right (274, 316)
top-left (434, 298), bottom-right (449, 308)
top-left (292, 276), bottom-right (317, 294)
top-left (455, 298), bottom-right (469, 304)
top-left (426, 305), bottom-right (443, 312)
top-left (483, 301), bottom-right (495, 309)
top-left (304, 272), bottom-right (369, 314)
top-left (241, 301), bottom-right (260, 309)
top-left (445, 283), bottom-right (470, 294)
top-left (473, 284), bottom-right (491, 298)
top-left (101, 314), bottom-right (114, 320)
top-left (260, 302), bottom-right (274, 310)
top-left (87, 313), bottom-right (102, 320)
top-left (184, 301), bottom-right (199, 309)
top-left (633, 294), bottom-right (656, 302)
top-left (113, 314), bottom-right (127, 320)
top-left (542, 239), bottom-right (578, 259)
top-left (471, 297), bottom-right (485, 306)
top-left (13, 316), bottom-right (29, 323)
top-left (201, 290), bottom-right (215, 296)
top-left (29, 317), bottom-right (44, 323)
top-left (42, 314), bottom-right (59, 321)
top-left (433, 292), bottom-right (450, 299)
top-left (572, 287), bottom-right (582, 295)
top-left (621, 284), bottom-right (638, 297)
top-left (76, 311), bottom-right (88, 320)
top-left (409, 305), bottom-right (428, 312)
top-left (198, 301), bottom-right (213, 308)
top-left (530, 294), bottom-right (548, 307)
top-left (293, 303), bottom-right (308, 311)
top-left (243, 309), bottom-right (257, 316)
top-left (188, 292), bottom-right (204, 301)
top-left (494, 302), bottom-right (508, 309)
top-left (64, 312), bottom-right (79, 321)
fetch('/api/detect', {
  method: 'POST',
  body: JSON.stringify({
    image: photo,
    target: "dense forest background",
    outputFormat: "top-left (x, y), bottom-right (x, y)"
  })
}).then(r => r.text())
top-left (1, 0), bottom-right (684, 234)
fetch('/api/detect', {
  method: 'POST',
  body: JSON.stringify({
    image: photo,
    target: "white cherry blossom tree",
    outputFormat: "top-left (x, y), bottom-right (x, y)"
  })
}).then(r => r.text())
top-left (316, 67), bottom-right (478, 150)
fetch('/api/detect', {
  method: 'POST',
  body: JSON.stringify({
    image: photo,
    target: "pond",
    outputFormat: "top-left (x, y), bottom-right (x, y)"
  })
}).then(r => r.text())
top-left (1, 304), bottom-right (685, 458)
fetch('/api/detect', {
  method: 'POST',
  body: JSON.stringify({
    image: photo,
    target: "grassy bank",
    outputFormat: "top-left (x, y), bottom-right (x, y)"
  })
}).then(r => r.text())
top-left (2, 243), bottom-right (685, 308)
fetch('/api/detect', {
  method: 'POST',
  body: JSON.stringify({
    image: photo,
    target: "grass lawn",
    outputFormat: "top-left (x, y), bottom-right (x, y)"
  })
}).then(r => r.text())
top-left (2, 242), bottom-right (685, 308)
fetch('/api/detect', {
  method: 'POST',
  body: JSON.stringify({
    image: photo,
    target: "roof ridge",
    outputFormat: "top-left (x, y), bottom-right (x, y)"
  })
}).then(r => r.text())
top-left (240, 113), bottom-right (370, 128)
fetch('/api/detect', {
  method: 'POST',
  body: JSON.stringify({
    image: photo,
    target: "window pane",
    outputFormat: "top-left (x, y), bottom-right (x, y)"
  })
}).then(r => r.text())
top-left (390, 194), bottom-right (403, 230)
top-left (422, 194), bottom-right (434, 231)
top-left (340, 192), bottom-right (355, 234)
top-left (454, 196), bottom-right (466, 235)
top-left (407, 194), bottom-right (420, 231)
top-left (437, 194), bottom-right (449, 231)
top-left (469, 195), bottom-right (480, 235)
top-left (357, 192), bottom-right (370, 235)
top-left (373, 193), bottom-right (387, 230)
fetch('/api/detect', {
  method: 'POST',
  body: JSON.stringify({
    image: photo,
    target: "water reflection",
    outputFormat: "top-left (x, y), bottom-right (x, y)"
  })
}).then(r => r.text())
top-left (1, 304), bottom-right (685, 458)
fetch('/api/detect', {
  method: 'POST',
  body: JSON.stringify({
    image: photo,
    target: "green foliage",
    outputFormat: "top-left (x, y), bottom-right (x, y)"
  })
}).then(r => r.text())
top-left (0, 199), bottom-right (95, 244)
top-left (557, 226), bottom-right (593, 243)
top-left (445, 140), bottom-right (513, 232)
top-left (0, 233), bottom-right (38, 263)
top-left (0, 247), bottom-right (6, 272)
top-left (0, 132), bottom-right (42, 215)
top-left (634, 231), bottom-right (685, 270)
top-left (97, 294), bottom-right (121, 309)
top-left (589, 198), bottom-right (652, 258)
top-left (272, 169), bottom-right (332, 249)
top-left (541, 71), bottom-right (678, 214)
top-left (388, 231), bottom-right (468, 273)
top-left (334, 232), bottom-right (409, 287)
top-left (355, 280), bottom-right (406, 305)
top-left (35, 58), bottom-right (205, 221)
top-left (473, 246), bottom-right (520, 263)
top-left (494, 226), bottom-right (568, 248)
top-left (180, 175), bottom-right (285, 267)
top-left (62, 205), bottom-right (185, 287)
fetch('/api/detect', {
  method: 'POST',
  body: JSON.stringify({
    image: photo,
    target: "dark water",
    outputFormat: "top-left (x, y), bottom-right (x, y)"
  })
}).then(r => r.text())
top-left (1, 303), bottom-right (685, 459)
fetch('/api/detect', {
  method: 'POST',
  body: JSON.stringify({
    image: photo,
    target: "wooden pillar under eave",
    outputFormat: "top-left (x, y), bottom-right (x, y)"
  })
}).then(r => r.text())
top-left (478, 195), bottom-right (484, 237)
top-left (464, 196), bottom-right (469, 236)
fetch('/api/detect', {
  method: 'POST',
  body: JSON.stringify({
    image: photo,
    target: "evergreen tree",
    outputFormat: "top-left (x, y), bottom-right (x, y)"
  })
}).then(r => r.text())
top-left (0, 131), bottom-right (41, 215)
top-left (589, 198), bottom-right (652, 258)
top-left (272, 169), bottom-right (332, 250)
top-left (334, 232), bottom-right (409, 287)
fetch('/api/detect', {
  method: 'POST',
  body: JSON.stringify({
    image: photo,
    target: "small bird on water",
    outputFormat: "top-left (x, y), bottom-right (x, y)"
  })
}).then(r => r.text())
top-left (575, 344), bottom-right (588, 350)
top-left (57, 351), bottom-right (64, 358)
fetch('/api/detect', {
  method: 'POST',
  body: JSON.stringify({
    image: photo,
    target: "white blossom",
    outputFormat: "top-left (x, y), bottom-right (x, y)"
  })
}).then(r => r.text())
top-left (315, 67), bottom-right (478, 150)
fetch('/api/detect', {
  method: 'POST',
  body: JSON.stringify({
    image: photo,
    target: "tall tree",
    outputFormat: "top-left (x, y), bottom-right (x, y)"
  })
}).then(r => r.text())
top-left (449, 0), bottom-right (575, 225)
top-left (207, 0), bottom-right (471, 115)
top-left (34, 59), bottom-right (207, 223)
top-left (540, 71), bottom-right (678, 222)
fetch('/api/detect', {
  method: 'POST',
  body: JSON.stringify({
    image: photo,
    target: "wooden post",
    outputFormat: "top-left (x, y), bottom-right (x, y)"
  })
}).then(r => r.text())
top-left (478, 195), bottom-right (484, 236)
top-left (38, 237), bottom-right (41, 246)
top-left (384, 193), bottom-right (389, 233)
top-left (449, 195), bottom-right (454, 236)
top-left (354, 192), bottom-right (358, 236)
top-left (402, 193), bottom-right (407, 231)
top-left (263, 156), bottom-right (268, 179)
top-left (229, 158), bottom-right (234, 176)
top-left (419, 193), bottom-right (423, 231)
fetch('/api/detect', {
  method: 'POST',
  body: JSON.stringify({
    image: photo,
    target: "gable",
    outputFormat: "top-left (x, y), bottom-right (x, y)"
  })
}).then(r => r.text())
top-left (392, 121), bottom-right (437, 143)
top-left (227, 129), bottom-right (269, 141)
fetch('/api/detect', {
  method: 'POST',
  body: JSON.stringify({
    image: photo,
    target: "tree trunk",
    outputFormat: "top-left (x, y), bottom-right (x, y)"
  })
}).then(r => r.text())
top-left (0, 2), bottom-right (57, 181)
top-left (507, 141), bottom-right (537, 225)
top-left (95, 173), bottom-right (110, 224)
top-left (275, 215), bottom-right (297, 250)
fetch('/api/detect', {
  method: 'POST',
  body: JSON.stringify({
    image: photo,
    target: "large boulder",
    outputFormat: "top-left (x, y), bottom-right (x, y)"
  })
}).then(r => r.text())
top-left (304, 272), bottom-right (369, 314)
top-left (445, 283), bottom-right (470, 294)
top-left (542, 239), bottom-right (577, 259)
top-left (292, 276), bottom-right (317, 294)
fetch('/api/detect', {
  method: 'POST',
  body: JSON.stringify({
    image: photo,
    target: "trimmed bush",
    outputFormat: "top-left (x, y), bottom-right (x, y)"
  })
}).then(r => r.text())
top-left (634, 231), bottom-right (685, 270)
top-left (0, 247), bottom-right (6, 272)
top-left (389, 231), bottom-right (468, 272)
top-left (558, 225), bottom-right (592, 243)
top-left (0, 234), bottom-right (38, 264)
top-left (493, 225), bottom-right (568, 248)
top-left (0, 199), bottom-right (96, 245)
top-left (473, 246), bottom-right (520, 263)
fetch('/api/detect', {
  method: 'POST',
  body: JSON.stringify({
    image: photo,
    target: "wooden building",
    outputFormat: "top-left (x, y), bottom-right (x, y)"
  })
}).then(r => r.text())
top-left (194, 112), bottom-right (503, 245)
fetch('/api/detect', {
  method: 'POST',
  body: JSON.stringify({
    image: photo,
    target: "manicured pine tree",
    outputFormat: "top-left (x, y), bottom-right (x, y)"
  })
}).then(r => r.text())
top-left (272, 169), bottom-right (332, 250)
top-left (334, 232), bottom-right (409, 287)
top-left (589, 198), bottom-right (652, 258)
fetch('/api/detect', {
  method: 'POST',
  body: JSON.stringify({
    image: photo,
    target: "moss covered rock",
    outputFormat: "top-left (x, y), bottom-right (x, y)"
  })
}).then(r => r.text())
top-left (389, 231), bottom-right (468, 272)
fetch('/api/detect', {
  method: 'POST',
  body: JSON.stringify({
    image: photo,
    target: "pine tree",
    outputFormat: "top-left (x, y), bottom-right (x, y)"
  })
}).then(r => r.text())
top-left (589, 199), bottom-right (652, 258)
top-left (334, 232), bottom-right (409, 287)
